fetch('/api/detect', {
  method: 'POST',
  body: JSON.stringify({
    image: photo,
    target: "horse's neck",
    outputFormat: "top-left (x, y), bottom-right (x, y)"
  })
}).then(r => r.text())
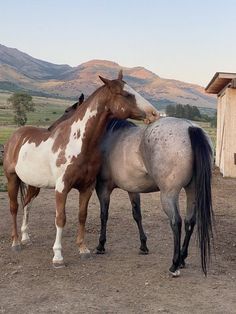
top-left (69, 87), bottom-right (111, 149)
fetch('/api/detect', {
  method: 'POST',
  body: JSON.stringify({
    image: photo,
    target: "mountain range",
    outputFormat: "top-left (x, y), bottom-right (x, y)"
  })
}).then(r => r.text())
top-left (0, 43), bottom-right (216, 110)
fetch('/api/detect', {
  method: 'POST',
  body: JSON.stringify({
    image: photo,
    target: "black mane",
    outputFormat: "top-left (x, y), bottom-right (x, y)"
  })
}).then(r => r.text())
top-left (106, 118), bottom-right (137, 133)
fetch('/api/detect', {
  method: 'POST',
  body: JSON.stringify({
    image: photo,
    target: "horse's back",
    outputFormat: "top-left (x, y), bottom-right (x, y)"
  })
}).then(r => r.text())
top-left (141, 117), bottom-right (197, 190)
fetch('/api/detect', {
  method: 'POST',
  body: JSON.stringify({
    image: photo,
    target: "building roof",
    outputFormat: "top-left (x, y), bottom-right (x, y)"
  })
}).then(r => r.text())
top-left (205, 72), bottom-right (236, 94)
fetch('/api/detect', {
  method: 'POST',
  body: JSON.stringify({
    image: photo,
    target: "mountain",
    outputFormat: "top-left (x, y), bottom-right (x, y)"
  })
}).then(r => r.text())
top-left (0, 44), bottom-right (216, 109)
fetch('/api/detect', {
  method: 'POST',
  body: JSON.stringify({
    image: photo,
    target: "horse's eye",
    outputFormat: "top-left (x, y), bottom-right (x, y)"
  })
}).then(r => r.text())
top-left (123, 91), bottom-right (132, 98)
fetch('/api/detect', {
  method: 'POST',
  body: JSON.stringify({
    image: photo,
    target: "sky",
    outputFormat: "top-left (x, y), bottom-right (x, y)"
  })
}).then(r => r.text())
top-left (1, 0), bottom-right (236, 86)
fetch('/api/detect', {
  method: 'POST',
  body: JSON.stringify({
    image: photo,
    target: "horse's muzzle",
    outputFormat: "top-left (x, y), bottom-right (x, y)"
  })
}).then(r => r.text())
top-left (143, 110), bottom-right (160, 124)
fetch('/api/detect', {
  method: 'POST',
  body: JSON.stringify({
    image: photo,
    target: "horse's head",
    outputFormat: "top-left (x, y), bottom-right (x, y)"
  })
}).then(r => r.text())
top-left (48, 93), bottom-right (85, 131)
top-left (99, 71), bottom-right (160, 124)
top-left (65, 93), bottom-right (84, 113)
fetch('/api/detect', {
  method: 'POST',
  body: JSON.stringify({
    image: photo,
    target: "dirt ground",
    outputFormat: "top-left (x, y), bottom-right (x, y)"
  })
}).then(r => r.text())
top-left (0, 168), bottom-right (235, 314)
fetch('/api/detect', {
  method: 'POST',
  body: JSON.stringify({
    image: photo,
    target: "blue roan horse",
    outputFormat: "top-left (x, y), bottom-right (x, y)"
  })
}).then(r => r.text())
top-left (95, 117), bottom-right (213, 276)
top-left (18, 99), bottom-right (213, 276)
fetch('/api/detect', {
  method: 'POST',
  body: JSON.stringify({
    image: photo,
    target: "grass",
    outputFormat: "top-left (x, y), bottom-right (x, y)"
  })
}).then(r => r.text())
top-left (196, 121), bottom-right (216, 151)
top-left (0, 165), bottom-right (6, 192)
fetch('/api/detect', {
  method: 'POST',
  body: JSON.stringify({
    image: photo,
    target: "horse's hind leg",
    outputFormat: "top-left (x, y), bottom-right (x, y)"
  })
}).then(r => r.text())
top-left (180, 182), bottom-right (196, 268)
top-left (21, 186), bottom-right (40, 245)
top-left (160, 190), bottom-right (182, 277)
top-left (128, 192), bottom-right (148, 254)
top-left (7, 173), bottom-right (21, 250)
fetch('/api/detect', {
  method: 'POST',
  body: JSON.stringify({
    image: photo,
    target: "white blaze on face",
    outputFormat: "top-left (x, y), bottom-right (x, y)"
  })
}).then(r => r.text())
top-left (123, 84), bottom-right (156, 113)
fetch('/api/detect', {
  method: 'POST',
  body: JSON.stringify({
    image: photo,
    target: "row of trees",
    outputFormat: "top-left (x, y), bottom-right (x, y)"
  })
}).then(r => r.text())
top-left (165, 104), bottom-right (201, 120)
top-left (165, 103), bottom-right (217, 127)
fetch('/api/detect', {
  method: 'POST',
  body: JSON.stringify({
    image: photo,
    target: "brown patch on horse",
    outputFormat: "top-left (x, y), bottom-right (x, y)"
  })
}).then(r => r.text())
top-left (51, 124), bottom-right (71, 154)
top-left (56, 150), bottom-right (67, 167)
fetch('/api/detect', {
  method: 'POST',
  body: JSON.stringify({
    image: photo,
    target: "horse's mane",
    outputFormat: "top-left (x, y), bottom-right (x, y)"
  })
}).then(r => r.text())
top-left (106, 118), bottom-right (137, 133)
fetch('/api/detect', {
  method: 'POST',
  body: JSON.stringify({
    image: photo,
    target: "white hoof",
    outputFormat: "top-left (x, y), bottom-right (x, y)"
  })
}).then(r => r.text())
top-left (79, 247), bottom-right (90, 254)
top-left (21, 235), bottom-right (31, 245)
top-left (169, 269), bottom-right (180, 277)
top-left (52, 259), bottom-right (65, 268)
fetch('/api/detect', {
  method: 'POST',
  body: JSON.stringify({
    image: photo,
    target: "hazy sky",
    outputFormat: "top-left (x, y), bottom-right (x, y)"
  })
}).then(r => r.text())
top-left (1, 0), bottom-right (236, 86)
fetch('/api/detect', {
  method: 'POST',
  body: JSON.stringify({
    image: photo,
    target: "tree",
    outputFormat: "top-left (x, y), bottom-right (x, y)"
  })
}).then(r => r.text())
top-left (8, 91), bottom-right (35, 126)
top-left (165, 104), bottom-right (176, 117)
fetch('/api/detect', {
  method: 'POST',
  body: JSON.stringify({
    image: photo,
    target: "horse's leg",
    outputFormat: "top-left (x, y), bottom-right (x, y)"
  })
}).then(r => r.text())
top-left (21, 186), bottom-right (40, 245)
top-left (7, 173), bottom-right (21, 250)
top-left (76, 185), bottom-right (94, 257)
top-left (180, 182), bottom-right (196, 268)
top-left (52, 190), bottom-right (67, 268)
top-left (160, 190), bottom-right (182, 277)
top-left (128, 192), bottom-right (149, 254)
top-left (95, 183), bottom-right (112, 254)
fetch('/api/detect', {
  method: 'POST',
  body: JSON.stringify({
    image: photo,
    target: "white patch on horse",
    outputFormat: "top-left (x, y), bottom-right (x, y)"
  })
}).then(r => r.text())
top-left (15, 138), bottom-right (57, 188)
top-left (56, 176), bottom-right (65, 193)
top-left (53, 225), bottom-right (63, 263)
top-left (15, 108), bottom-right (98, 190)
top-left (123, 84), bottom-right (153, 112)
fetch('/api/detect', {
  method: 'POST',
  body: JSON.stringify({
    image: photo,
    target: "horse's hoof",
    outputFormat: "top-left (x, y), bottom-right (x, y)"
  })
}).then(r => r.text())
top-left (169, 269), bottom-right (180, 277)
top-left (80, 252), bottom-right (91, 260)
top-left (96, 247), bottom-right (105, 254)
top-left (11, 244), bottom-right (21, 252)
top-left (21, 238), bottom-right (32, 246)
top-left (139, 247), bottom-right (149, 255)
top-left (53, 261), bottom-right (66, 269)
top-left (180, 262), bottom-right (186, 269)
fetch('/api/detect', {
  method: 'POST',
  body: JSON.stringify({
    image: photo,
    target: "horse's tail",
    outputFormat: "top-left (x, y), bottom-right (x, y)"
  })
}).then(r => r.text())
top-left (188, 126), bottom-right (214, 275)
top-left (19, 180), bottom-right (27, 209)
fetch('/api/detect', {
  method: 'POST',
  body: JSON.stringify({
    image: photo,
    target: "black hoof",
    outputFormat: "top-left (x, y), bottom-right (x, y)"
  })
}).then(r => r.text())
top-left (180, 260), bottom-right (186, 269)
top-left (96, 244), bottom-right (105, 254)
top-left (96, 247), bottom-right (105, 255)
top-left (139, 247), bottom-right (149, 255)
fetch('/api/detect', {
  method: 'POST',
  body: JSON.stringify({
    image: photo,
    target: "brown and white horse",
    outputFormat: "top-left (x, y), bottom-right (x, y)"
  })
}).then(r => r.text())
top-left (3, 71), bottom-right (160, 267)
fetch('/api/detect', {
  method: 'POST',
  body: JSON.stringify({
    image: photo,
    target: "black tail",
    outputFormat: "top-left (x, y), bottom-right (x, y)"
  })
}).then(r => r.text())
top-left (188, 126), bottom-right (214, 275)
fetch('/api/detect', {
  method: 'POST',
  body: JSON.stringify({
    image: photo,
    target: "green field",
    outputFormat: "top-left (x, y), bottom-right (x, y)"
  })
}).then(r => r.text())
top-left (0, 91), bottom-right (73, 144)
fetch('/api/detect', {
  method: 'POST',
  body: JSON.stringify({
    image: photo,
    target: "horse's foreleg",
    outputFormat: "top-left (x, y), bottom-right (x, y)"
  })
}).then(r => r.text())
top-left (128, 192), bottom-right (149, 254)
top-left (180, 182), bottom-right (196, 268)
top-left (161, 191), bottom-right (182, 277)
top-left (76, 185), bottom-right (94, 257)
top-left (52, 190), bottom-right (67, 268)
top-left (7, 174), bottom-right (20, 250)
top-left (21, 186), bottom-right (40, 245)
top-left (95, 183), bottom-right (112, 254)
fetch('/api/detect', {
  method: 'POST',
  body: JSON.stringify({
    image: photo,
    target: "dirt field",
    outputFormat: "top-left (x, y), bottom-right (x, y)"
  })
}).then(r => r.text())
top-left (0, 168), bottom-right (235, 314)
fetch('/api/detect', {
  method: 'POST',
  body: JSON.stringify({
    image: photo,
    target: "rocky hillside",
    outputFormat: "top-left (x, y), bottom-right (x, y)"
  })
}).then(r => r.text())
top-left (0, 44), bottom-right (216, 109)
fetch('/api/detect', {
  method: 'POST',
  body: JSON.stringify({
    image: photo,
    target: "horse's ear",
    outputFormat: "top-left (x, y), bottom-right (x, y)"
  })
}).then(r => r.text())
top-left (79, 93), bottom-right (84, 104)
top-left (99, 76), bottom-right (111, 85)
top-left (118, 70), bottom-right (123, 80)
